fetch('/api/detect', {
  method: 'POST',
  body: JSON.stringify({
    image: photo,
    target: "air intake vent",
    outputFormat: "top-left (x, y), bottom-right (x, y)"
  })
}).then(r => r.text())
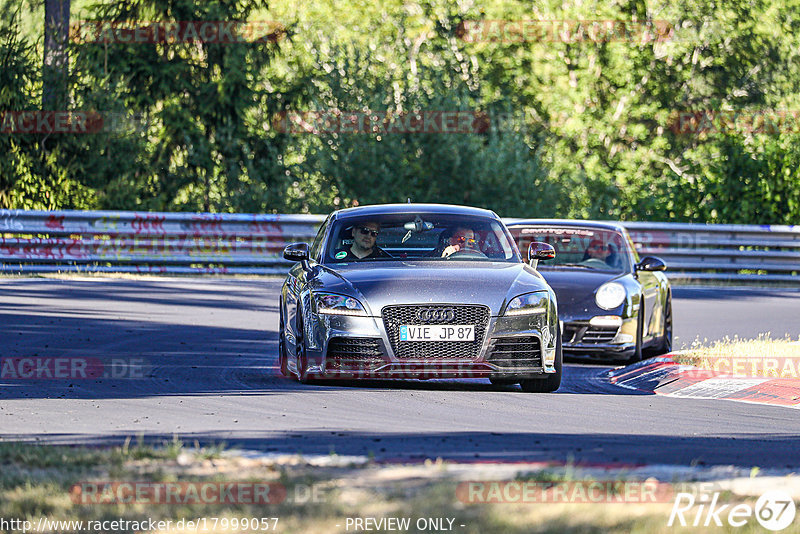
top-left (486, 336), bottom-right (542, 368)
top-left (326, 337), bottom-right (385, 370)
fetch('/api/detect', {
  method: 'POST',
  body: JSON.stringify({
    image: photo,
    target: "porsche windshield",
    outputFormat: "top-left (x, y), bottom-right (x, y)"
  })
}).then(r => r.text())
top-left (511, 226), bottom-right (631, 273)
top-left (324, 214), bottom-right (519, 263)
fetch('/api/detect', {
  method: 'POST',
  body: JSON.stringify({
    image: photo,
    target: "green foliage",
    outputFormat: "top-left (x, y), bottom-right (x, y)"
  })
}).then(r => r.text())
top-left (2, 0), bottom-right (800, 221)
top-left (70, 0), bottom-right (294, 212)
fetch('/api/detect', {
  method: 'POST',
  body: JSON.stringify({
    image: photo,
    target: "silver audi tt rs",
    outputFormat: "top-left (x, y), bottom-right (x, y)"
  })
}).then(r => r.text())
top-left (278, 204), bottom-right (563, 392)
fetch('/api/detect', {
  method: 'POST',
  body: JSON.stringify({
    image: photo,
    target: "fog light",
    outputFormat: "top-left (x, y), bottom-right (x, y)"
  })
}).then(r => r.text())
top-left (613, 333), bottom-right (634, 343)
top-left (589, 315), bottom-right (623, 328)
top-left (544, 348), bottom-right (556, 366)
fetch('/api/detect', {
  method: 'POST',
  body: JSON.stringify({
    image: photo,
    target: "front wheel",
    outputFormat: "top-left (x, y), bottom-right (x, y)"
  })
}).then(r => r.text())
top-left (627, 304), bottom-right (644, 364)
top-left (295, 312), bottom-right (315, 384)
top-left (519, 327), bottom-right (562, 393)
top-left (655, 294), bottom-right (673, 355)
top-left (278, 300), bottom-right (289, 377)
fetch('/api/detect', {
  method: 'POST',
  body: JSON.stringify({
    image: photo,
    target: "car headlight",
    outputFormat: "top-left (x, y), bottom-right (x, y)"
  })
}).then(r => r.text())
top-left (505, 292), bottom-right (549, 316)
top-left (313, 293), bottom-right (367, 316)
top-left (595, 282), bottom-right (626, 310)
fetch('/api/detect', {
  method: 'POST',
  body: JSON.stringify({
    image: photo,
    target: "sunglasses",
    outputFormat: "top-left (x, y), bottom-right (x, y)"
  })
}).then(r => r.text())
top-left (357, 226), bottom-right (379, 237)
top-left (457, 236), bottom-right (476, 245)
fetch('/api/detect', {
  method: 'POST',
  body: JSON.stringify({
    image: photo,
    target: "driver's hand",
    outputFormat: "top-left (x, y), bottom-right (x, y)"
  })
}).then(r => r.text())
top-left (442, 244), bottom-right (461, 257)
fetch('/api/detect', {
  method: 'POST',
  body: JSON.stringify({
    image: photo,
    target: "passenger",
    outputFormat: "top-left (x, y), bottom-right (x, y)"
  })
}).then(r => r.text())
top-left (441, 226), bottom-right (479, 258)
top-left (335, 221), bottom-right (391, 260)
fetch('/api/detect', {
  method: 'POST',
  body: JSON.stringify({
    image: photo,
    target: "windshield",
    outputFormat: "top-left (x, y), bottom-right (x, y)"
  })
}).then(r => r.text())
top-left (509, 226), bottom-right (631, 273)
top-left (324, 214), bottom-right (519, 263)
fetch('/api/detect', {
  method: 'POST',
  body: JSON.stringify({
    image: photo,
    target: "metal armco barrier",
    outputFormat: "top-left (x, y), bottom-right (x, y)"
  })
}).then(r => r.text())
top-left (0, 210), bottom-right (324, 275)
top-left (623, 221), bottom-right (800, 283)
top-left (1, 210), bottom-right (799, 282)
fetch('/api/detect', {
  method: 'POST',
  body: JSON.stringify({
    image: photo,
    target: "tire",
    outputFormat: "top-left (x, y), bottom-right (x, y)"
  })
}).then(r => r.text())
top-left (627, 304), bottom-right (644, 364)
top-left (295, 312), bottom-right (314, 384)
top-left (659, 294), bottom-right (673, 354)
top-left (520, 327), bottom-right (562, 393)
top-left (278, 300), bottom-right (289, 377)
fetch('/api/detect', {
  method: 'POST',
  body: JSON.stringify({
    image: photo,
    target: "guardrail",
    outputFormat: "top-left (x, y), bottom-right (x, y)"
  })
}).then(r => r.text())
top-left (0, 210), bottom-right (323, 274)
top-left (1, 210), bottom-right (799, 282)
top-left (623, 221), bottom-right (800, 283)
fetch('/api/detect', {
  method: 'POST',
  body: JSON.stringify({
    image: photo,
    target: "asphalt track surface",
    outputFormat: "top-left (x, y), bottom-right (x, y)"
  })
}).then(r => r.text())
top-left (1, 278), bottom-right (800, 468)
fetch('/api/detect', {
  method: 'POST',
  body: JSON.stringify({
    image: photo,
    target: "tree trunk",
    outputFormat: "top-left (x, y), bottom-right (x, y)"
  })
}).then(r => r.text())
top-left (43, 0), bottom-right (71, 111)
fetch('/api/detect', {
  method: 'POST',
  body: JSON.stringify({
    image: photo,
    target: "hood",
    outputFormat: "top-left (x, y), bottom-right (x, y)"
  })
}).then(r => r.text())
top-left (312, 261), bottom-right (548, 316)
top-left (538, 269), bottom-right (626, 318)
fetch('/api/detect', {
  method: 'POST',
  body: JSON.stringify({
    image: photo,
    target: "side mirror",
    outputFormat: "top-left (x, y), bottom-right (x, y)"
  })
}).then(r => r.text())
top-left (283, 242), bottom-right (311, 271)
top-left (527, 242), bottom-right (555, 269)
top-left (636, 256), bottom-right (667, 272)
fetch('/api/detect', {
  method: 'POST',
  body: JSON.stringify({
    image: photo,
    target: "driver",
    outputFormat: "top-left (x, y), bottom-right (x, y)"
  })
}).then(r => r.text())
top-left (335, 221), bottom-right (391, 260)
top-left (582, 238), bottom-right (619, 267)
top-left (441, 226), bottom-right (479, 258)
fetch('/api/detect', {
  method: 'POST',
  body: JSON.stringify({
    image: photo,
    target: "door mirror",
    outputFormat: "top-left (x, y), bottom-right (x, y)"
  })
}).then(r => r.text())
top-left (283, 243), bottom-right (311, 271)
top-left (527, 242), bottom-right (555, 269)
top-left (636, 256), bottom-right (667, 272)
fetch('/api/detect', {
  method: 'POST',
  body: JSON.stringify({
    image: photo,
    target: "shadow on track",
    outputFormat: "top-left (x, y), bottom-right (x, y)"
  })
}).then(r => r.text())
top-left (0, 305), bottom-right (641, 400)
top-left (4, 430), bottom-right (799, 468)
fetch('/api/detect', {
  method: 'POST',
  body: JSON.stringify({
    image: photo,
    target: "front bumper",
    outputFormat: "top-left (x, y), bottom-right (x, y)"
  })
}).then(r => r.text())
top-left (302, 308), bottom-right (557, 380)
top-left (561, 316), bottom-right (637, 358)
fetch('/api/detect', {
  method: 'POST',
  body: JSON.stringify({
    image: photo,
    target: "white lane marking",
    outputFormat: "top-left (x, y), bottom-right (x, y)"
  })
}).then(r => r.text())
top-left (668, 378), bottom-right (768, 398)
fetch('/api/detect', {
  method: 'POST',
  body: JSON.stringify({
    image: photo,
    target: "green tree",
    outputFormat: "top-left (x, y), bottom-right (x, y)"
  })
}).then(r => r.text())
top-left (71, 0), bottom-right (297, 212)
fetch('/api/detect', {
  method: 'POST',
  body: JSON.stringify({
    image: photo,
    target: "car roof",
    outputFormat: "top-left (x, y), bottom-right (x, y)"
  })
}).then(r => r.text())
top-left (332, 203), bottom-right (499, 220)
top-left (506, 218), bottom-right (628, 233)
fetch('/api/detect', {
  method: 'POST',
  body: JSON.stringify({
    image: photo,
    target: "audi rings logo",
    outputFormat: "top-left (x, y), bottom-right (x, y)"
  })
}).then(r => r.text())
top-left (416, 307), bottom-right (456, 322)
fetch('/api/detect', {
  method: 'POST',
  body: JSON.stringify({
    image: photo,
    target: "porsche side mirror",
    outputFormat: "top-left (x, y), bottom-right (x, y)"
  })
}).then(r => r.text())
top-left (527, 242), bottom-right (555, 269)
top-left (636, 256), bottom-right (667, 272)
top-left (283, 242), bottom-right (311, 271)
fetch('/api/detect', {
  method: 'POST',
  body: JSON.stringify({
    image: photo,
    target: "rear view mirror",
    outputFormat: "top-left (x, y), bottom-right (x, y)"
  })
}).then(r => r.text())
top-left (283, 243), bottom-right (311, 271)
top-left (403, 215), bottom-right (434, 232)
top-left (527, 242), bottom-right (555, 269)
top-left (636, 256), bottom-right (667, 272)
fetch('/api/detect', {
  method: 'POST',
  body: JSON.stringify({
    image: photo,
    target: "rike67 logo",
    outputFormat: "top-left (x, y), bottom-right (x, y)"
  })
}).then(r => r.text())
top-left (669, 490), bottom-right (796, 531)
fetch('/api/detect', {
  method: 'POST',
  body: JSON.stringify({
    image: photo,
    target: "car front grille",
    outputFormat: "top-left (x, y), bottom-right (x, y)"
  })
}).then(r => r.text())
top-left (486, 336), bottom-right (542, 368)
top-left (382, 305), bottom-right (490, 360)
top-left (325, 337), bottom-right (385, 370)
top-left (563, 321), bottom-right (618, 344)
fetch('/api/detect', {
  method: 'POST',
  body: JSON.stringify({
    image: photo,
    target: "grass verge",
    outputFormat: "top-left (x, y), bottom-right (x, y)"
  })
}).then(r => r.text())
top-left (674, 335), bottom-right (800, 379)
top-left (1, 441), bottom-right (799, 533)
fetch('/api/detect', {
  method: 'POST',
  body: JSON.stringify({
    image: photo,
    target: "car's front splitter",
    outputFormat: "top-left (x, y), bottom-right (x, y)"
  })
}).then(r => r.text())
top-left (309, 360), bottom-right (551, 380)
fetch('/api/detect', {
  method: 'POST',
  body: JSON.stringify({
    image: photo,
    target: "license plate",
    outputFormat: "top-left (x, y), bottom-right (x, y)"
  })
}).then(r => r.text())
top-left (399, 325), bottom-right (474, 341)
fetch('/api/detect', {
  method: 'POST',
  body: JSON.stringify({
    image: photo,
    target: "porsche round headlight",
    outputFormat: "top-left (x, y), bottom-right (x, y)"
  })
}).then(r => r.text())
top-left (595, 282), bottom-right (626, 310)
top-left (313, 293), bottom-right (367, 316)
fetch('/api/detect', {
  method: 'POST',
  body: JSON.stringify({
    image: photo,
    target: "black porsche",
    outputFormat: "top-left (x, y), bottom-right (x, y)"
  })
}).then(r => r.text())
top-left (507, 220), bottom-right (672, 361)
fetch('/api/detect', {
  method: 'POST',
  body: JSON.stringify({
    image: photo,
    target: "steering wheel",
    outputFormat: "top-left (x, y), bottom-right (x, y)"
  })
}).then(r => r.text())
top-left (446, 249), bottom-right (488, 259)
top-left (579, 258), bottom-right (610, 268)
